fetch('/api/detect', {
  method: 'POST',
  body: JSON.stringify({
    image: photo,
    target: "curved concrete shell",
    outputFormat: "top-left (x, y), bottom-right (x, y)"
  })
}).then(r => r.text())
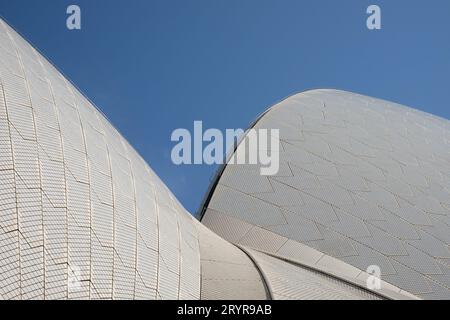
top-left (0, 18), bottom-right (204, 300)
top-left (201, 89), bottom-right (450, 299)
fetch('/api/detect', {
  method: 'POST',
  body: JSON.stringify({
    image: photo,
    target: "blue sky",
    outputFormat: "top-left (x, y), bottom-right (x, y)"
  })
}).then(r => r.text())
top-left (1, 0), bottom-right (449, 215)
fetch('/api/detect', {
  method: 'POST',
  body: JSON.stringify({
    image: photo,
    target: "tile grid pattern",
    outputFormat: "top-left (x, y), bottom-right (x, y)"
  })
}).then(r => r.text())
top-left (203, 89), bottom-right (450, 299)
top-left (0, 19), bottom-right (201, 300)
top-left (203, 209), bottom-right (417, 299)
top-left (243, 247), bottom-right (381, 300)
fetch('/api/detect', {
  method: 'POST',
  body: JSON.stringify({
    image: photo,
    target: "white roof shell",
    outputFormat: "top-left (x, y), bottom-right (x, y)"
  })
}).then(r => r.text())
top-left (202, 89), bottom-right (450, 299)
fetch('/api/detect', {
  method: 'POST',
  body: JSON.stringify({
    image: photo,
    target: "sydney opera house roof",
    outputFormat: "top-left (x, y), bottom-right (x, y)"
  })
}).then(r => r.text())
top-left (0, 18), bottom-right (449, 300)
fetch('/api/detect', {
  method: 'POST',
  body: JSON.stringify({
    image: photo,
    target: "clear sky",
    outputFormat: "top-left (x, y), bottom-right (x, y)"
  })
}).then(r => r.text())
top-left (1, 0), bottom-right (449, 216)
